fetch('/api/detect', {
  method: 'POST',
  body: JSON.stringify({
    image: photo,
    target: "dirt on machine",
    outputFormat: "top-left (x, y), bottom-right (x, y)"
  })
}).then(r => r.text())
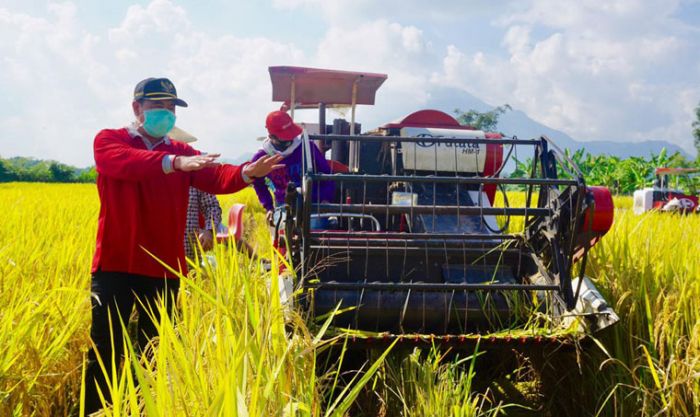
top-left (259, 65), bottom-right (619, 350)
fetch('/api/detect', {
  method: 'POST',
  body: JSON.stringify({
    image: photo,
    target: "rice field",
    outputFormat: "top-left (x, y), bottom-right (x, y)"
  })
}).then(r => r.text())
top-left (1, 182), bottom-right (699, 416)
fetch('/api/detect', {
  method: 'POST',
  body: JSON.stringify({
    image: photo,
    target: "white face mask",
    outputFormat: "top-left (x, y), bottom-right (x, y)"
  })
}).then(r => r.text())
top-left (263, 136), bottom-right (301, 157)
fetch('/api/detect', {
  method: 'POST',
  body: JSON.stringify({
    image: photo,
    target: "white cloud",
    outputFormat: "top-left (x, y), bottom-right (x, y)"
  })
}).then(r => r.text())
top-left (272, 0), bottom-right (500, 24)
top-left (108, 0), bottom-right (191, 43)
top-left (165, 34), bottom-right (306, 155)
top-left (312, 19), bottom-right (438, 128)
top-left (0, 0), bottom-right (307, 165)
top-left (433, 0), bottom-right (700, 151)
top-left (3, 1), bottom-right (435, 166)
top-left (0, 2), bottom-right (112, 165)
top-left (1, 0), bottom-right (699, 166)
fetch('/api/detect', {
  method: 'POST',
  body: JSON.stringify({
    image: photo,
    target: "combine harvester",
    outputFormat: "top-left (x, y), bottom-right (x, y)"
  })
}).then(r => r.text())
top-left (264, 66), bottom-right (618, 349)
top-left (633, 167), bottom-right (700, 214)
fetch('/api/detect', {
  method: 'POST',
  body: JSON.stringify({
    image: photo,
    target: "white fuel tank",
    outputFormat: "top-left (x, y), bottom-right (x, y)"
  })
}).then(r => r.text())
top-left (400, 127), bottom-right (486, 173)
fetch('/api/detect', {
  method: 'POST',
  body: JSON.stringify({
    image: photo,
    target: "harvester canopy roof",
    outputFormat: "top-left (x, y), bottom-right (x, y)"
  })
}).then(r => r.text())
top-left (269, 66), bottom-right (387, 108)
top-left (655, 167), bottom-right (700, 176)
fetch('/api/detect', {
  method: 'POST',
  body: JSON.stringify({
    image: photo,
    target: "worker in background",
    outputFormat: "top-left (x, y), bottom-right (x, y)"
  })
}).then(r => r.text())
top-left (85, 77), bottom-right (283, 414)
top-left (185, 187), bottom-right (226, 260)
top-left (170, 130), bottom-right (226, 261)
top-left (251, 108), bottom-right (334, 226)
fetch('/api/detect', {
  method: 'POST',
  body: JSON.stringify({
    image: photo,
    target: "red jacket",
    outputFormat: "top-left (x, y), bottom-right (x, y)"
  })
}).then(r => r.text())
top-left (92, 127), bottom-right (249, 279)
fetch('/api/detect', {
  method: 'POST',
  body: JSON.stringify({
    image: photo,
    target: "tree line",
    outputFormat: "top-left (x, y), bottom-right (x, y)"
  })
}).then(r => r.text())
top-left (509, 147), bottom-right (698, 195)
top-left (0, 156), bottom-right (96, 183)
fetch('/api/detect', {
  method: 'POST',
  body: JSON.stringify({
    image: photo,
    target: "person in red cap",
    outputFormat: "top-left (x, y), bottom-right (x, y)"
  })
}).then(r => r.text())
top-left (251, 109), bottom-right (334, 221)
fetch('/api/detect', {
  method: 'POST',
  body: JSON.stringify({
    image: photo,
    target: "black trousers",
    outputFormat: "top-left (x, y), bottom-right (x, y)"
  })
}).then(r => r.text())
top-left (84, 271), bottom-right (179, 414)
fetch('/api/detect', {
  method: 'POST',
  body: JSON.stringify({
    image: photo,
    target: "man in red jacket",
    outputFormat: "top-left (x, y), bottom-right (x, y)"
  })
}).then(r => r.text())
top-left (85, 77), bottom-right (282, 413)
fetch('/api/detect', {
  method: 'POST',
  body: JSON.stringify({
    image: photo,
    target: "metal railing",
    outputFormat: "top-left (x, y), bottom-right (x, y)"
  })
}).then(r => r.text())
top-left (293, 132), bottom-right (589, 327)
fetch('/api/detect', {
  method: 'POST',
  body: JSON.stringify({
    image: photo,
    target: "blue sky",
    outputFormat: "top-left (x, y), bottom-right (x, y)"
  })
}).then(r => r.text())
top-left (1, 0), bottom-right (699, 166)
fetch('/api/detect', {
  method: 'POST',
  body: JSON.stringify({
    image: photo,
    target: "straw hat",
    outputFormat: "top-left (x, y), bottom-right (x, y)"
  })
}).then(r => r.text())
top-left (168, 126), bottom-right (197, 143)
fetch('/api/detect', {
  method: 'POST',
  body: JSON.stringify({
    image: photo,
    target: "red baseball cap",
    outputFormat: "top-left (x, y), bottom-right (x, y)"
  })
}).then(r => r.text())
top-left (265, 110), bottom-right (303, 141)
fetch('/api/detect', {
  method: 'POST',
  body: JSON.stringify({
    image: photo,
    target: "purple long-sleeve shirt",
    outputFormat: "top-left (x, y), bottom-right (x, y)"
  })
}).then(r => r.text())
top-left (251, 140), bottom-right (335, 211)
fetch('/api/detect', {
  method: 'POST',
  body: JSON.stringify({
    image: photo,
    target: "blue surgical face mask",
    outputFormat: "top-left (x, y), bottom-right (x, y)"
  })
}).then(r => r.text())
top-left (142, 108), bottom-right (176, 138)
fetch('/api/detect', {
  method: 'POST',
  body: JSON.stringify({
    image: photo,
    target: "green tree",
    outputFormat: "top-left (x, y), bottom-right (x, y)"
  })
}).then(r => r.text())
top-left (49, 162), bottom-right (76, 182)
top-left (25, 163), bottom-right (52, 182)
top-left (0, 159), bottom-right (18, 182)
top-left (509, 148), bottom-right (694, 195)
top-left (77, 166), bottom-right (97, 183)
top-left (453, 104), bottom-right (512, 132)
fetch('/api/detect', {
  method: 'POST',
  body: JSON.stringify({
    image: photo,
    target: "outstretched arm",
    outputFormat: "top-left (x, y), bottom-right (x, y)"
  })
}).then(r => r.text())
top-left (243, 154), bottom-right (284, 180)
top-left (191, 154), bottom-right (284, 195)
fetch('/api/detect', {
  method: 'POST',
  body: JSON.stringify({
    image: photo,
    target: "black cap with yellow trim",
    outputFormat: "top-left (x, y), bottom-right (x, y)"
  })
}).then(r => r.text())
top-left (133, 77), bottom-right (188, 107)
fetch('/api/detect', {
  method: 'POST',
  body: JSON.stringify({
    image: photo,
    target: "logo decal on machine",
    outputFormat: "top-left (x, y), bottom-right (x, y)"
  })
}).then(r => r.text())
top-left (415, 133), bottom-right (482, 155)
top-left (402, 128), bottom-right (487, 173)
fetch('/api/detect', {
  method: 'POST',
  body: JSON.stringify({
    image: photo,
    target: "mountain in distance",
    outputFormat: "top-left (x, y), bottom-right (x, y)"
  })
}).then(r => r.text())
top-left (424, 86), bottom-right (691, 159)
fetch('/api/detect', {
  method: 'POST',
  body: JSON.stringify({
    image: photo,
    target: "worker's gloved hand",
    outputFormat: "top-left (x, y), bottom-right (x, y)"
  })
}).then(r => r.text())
top-left (243, 154), bottom-right (284, 180)
top-left (198, 229), bottom-right (214, 251)
top-left (174, 154), bottom-right (221, 171)
top-left (266, 210), bottom-right (274, 226)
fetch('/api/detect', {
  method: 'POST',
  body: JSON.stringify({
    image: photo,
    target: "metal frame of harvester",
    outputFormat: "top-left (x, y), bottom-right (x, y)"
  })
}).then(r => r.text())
top-left (266, 66), bottom-right (618, 346)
